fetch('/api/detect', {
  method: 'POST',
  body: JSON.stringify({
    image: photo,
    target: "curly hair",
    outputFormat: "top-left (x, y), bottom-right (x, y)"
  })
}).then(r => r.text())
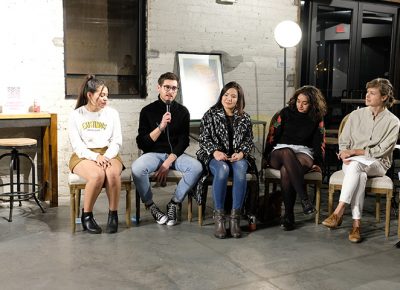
top-left (366, 78), bottom-right (395, 108)
top-left (287, 85), bottom-right (327, 121)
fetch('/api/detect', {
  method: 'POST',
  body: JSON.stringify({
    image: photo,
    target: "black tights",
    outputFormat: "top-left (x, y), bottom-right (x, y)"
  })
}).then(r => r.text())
top-left (269, 148), bottom-right (314, 216)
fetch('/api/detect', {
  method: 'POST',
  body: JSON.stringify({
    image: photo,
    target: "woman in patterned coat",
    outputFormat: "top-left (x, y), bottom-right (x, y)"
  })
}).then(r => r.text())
top-left (196, 81), bottom-right (255, 239)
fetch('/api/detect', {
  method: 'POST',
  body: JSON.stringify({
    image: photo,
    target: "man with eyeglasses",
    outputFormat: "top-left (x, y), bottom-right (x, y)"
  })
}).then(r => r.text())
top-left (132, 72), bottom-right (203, 226)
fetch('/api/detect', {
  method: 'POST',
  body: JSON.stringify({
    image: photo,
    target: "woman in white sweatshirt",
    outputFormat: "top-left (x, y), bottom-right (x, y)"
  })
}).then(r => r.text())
top-left (68, 75), bottom-right (123, 234)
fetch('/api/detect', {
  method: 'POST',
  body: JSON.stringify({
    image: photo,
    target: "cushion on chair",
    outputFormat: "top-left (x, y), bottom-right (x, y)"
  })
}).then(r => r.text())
top-left (68, 170), bottom-right (132, 185)
top-left (264, 168), bottom-right (281, 179)
top-left (245, 173), bottom-right (258, 181)
top-left (329, 170), bottom-right (393, 190)
top-left (264, 168), bottom-right (322, 181)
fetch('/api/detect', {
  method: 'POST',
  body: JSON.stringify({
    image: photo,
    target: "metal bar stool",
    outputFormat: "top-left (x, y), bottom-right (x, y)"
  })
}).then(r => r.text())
top-left (0, 138), bottom-right (45, 221)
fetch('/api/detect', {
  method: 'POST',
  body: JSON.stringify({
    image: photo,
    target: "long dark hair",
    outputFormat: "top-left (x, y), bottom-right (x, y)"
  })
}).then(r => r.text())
top-left (212, 81), bottom-right (245, 116)
top-left (288, 85), bottom-right (327, 121)
top-left (75, 75), bottom-right (106, 109)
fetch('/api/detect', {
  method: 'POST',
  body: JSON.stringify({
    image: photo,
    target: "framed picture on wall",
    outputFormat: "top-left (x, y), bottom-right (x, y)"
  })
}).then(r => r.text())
top-left (176, 52), bottom-right (224, 120)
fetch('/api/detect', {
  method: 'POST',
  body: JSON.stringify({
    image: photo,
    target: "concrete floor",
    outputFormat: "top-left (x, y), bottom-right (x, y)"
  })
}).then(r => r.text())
top-left (0, 184), bottom-right (400, 290)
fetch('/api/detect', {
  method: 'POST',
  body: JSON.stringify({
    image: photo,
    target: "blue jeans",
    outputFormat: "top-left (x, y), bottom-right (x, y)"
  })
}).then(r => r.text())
top-left (131, 153), bottom-right (202, 205)
top-left (209, 158), bottom-right (248, 211)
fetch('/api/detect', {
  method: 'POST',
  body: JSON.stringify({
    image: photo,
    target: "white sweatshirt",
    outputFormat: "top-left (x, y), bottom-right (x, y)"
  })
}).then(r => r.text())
top-left (68, 106), bottom-right (122, 161)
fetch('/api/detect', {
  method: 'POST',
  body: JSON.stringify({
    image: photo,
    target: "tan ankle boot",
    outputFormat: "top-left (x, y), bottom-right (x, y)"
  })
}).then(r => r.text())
top-left (322, 213), bottom-right (343, 229)
top-left (214, 209), bottom-right (226, 239)
top-left (230, 209), bottom-right (242, 238)
top-left (349, 225), bottom-right (361, 243)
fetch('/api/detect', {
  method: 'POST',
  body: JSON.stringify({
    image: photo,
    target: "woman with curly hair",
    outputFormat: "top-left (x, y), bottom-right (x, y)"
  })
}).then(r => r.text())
top-left (263, 86), bottom-right (327, 231)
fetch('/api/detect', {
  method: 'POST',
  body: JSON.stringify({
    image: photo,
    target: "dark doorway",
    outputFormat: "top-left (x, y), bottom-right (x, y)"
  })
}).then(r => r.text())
top-left (301, 0), bottom-right (399, 129)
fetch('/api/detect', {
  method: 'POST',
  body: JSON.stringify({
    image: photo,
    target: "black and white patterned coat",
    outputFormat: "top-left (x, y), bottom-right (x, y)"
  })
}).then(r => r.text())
top-left (193, 106), bottom-right (258, 205)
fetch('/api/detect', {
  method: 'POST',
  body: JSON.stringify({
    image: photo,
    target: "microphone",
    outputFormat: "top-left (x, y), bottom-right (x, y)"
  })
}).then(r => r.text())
top-left (165, 100), bottom-right (171, 113)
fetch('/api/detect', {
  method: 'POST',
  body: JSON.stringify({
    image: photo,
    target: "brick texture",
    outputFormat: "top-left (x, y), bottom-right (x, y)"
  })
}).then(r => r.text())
top-left (0, 0), bottom-right (298, 197)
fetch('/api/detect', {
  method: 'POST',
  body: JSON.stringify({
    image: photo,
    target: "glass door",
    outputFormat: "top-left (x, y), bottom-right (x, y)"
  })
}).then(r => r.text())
top-left (302, 0), bottom-right (398, 128)
top-left (356, 4), bottom-right (396, 95)
top-left (308, 1), bottom-right (357, 128)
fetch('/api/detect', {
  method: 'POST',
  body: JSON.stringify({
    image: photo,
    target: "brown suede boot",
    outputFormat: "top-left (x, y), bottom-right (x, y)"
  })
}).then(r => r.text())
top-left (349, 225), bottom-right (362, 243)
top-left (214, 209), bottom-right (226, 239)
top-left (230, 209), bottom-right (242, 238)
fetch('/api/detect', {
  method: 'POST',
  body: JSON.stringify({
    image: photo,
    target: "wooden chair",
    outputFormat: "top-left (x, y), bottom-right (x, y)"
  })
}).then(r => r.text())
top-left (264, 168), bottom-right (323, 224)
top-left (262, 111), bottom-right (323, 224)
top-left (69, 170), bottom-right (132, 233)
top-left (326, 113), bottom-right (395, 238)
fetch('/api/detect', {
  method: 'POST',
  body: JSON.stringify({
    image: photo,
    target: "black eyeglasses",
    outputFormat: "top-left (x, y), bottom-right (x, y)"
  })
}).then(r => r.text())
top-left (162, 85), bottom-right (179, 92)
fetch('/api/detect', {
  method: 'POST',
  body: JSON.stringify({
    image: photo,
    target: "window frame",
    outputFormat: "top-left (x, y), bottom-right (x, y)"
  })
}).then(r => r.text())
top-left (63, 0), bottom-right (147, 99)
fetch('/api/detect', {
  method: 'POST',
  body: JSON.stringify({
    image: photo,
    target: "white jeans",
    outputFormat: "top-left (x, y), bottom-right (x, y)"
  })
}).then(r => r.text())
top-left (340, 160), bottom-right (386, 220)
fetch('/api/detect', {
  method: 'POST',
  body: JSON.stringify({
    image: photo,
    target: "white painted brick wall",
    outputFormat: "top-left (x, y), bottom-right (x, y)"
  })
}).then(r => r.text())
top-left (0, 0), bottom-right (298, 198)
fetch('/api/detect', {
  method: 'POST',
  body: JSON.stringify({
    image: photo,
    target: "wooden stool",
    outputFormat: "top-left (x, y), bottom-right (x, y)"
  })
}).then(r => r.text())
top-left (0, 138), bottom-right (45, 222)
top-left (69, 170), bottom-right (132, 233)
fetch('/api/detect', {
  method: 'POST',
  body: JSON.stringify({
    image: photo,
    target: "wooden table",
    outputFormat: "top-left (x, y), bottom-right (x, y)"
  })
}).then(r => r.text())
top-left (0, 113), bottom-right (58, 206)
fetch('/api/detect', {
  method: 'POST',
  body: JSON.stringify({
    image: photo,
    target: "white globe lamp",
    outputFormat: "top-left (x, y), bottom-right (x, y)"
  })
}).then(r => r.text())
top-left (274, 20), bottom-right (302, 106)
top-left (274, 20), bottom-right (302, 48)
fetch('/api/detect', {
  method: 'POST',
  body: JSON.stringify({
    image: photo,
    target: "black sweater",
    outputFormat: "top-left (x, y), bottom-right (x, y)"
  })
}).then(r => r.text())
top-left (136, 97), bottom-right (190, 156)
top-left (263, 107), bottom-right (325, 166)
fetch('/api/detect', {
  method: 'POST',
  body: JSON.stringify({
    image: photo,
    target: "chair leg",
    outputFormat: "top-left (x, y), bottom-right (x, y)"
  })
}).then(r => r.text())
top-left (75, 189), bottom-right (81, 218)
top-left (70, 186), bottom-right (76, 233)
top-left (198, 183), bottom-right (209, 226)
top-left (135, 189), bottom-right (140, 225)
top-left (187, 195), bottom-right (192, 222)
top-left (125, 183), bottom-right (132, 228)
top-left (398, 196), bottom-right (400, 238)
top-left (376, 194), bottom-right (381, 223)
top-left (328, 185), bottom-right (334, 215)
top-left (315, 183), bottom-right (321, 224)
top-left (385, 190), bottom-right (392, 238)
top-left (198, 204), bottom-right (203, 226)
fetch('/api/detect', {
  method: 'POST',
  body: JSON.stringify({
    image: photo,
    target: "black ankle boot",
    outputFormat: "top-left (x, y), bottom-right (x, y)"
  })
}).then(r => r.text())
top-left (81, 209), bottom-right (102, 234)
top-left (281, 213), bottom-right (295, 231)
top-left (301, 198), bottom-right (316, 215)
top-left (106, 210), bottom-right (118, 234)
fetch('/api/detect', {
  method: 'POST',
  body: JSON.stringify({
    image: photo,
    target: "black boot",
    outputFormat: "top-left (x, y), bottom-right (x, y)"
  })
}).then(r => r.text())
top-left (230, 209), bottom-right (242, 238)
top-left (106, 210), bottom-right (118, 234)
top-left (81, 209), bottom-right (102, 234)
top-left (213, 209), bottom-right (226, 239)
top-left (281, 212), bottom-right (295, 231)
top-left (301, 198), bottom-right (316, 215)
